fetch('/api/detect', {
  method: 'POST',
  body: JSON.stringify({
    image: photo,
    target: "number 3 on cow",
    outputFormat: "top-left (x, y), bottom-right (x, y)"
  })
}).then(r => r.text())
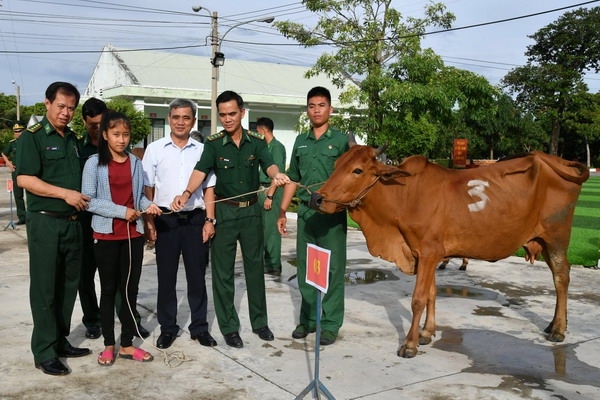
top-left (467, 180), bottom-right (490, 212)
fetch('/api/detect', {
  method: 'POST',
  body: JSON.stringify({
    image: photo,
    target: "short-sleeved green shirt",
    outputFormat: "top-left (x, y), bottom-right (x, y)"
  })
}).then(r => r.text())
top-left (2, 139), bottom-right (19, 162)
top-left (287, 127), bottom-right (349, 204)
top-left (16, 117), bottom-right (82, 213)
top-left (259, 137), bottom-right (286, 185)
top-left (78, 131), bottom-right (97, 170)
top-left (195, 129), bottom-right (275, 202)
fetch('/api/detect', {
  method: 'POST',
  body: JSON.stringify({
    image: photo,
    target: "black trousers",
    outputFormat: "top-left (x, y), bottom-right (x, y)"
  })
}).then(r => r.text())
top-left (94, 236), bottom-right (144, 347)
top-left (154, 209), bottom-right (210, 337)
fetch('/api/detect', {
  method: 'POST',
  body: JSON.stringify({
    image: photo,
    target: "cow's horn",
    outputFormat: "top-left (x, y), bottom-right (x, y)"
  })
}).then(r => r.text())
top-left (348, 132), bottom-right (358, 147)
top-left (375, 143), bottom-right (388, 156)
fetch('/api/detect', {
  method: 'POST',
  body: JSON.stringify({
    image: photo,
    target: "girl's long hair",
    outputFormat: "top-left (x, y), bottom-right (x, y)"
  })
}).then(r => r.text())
top-left (97, 110), bottom-right (131, 165)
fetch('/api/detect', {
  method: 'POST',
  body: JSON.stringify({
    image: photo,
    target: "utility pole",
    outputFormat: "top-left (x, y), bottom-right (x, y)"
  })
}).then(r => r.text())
top-left (12, 81), bottom-right (20, 121)
top-left (210, 11), bottom-right (219, 135)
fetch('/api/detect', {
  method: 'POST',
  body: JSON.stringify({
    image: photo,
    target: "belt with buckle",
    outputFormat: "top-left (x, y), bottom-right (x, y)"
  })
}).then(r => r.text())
top-left (216, 196), bottom-right (258, 208)
top-left (38, 211), bottom-right (79, 221)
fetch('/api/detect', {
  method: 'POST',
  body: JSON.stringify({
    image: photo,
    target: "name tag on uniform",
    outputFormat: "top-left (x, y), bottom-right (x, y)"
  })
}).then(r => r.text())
top-left (45, 146), bottom-right (60, 151)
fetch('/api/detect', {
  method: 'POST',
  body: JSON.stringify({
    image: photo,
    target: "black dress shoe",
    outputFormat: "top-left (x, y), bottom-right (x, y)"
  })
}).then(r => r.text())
top-left (15, 218), bottom-right (26, 225)
top-left (57, 344), bottom-right (91, 358)
top-left (156, 332), bottom-right (177, 349)
top-left (252, 326), bottom-right (274, 341)
top-left (134, 324), bottom-right (150, 339)
top-left (224, 332), bottom-right (243, 348)
top-left (192, 331), bottom-right (217, 347)
top-left (35, 358), bottom-right (70, 376)
top-left (85, 326), bottom-right (102, 339)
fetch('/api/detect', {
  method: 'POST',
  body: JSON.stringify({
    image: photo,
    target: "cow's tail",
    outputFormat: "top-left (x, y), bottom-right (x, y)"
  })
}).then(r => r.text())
top-left (532, 151), bottom-right (590, 184)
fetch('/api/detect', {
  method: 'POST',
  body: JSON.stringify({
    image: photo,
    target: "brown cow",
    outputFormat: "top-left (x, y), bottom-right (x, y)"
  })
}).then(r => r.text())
top-left (309, 145), bottom-right (589, 358)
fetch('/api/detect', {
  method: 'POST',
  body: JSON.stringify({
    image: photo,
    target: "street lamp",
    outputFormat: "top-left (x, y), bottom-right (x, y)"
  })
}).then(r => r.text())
top-left (11, 80), bottom-right (20, 122)
top-left (192, 5), bottom-right (274, 134)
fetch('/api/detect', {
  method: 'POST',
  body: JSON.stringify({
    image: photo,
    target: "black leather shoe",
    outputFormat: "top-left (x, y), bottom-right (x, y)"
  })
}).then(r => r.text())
top-left (85, 326), bottom-right (102, 339)
top-left (224, 332), bottom-right (243, 348)
top-left (15, 218), bottom-right (26, 225)
top-left (264, 269), bottom-right (281, 277)
top-left (252, 326), bottom-right (274, 341)
top-left (292, 324), bottom-right (316, 339)
top-left (156, 332), bottom-right (177, 349)
top-left (133, 324), bottom-right (150, 339)
top-left (192, 331), bottom-right (217, 347)
top-left (35, 358), bottom-right (70, 376)
top-left (57, 344), bottom-right (91, 358)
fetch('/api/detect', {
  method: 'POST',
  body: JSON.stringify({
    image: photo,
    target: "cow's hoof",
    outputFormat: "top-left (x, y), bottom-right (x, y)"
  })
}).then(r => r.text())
top-left (459, 266), bottom-right (467, 271)
top-left (419, 335), bottom-right (432, 345)
top-left (397, 345), bottom-right (417, 358)
top-left (546, 332), bottom-right (565, 342)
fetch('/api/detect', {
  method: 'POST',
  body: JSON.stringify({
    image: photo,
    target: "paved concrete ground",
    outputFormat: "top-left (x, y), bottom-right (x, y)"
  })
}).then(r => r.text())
top-left (1, 165), bottom-right (599, 400)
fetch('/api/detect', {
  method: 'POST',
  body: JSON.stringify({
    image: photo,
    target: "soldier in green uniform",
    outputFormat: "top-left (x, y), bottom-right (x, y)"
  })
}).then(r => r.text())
top-left (16, 82), bottom-right (92, 376)
top-left (256, 117), bottom-right (286, 277)
top-left (278, 86), bottom-right (350, 346)
top-left (1, 122), bottom-right (27, 224)
top-left (76, 97), bottom-right (106, 340)
top-left (171, 90), bottom-right (289, 348)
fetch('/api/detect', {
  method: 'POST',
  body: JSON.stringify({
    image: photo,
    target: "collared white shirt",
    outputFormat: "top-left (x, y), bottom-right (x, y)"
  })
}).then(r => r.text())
top-left (142, 135), bottom-right (216, 211)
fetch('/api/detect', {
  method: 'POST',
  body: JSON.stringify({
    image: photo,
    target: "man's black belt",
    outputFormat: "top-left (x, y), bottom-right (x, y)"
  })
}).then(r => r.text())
top-left (159, 207), bottom-right (203, 216)
top-left (37, 211), bottom-right (79, 221)
top-left (216, 196), bottom-right (258, 208)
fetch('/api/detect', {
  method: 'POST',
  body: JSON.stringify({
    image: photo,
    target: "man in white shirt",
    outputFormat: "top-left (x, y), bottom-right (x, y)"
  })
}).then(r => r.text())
top-left (142, 98), bottom-right (218, 348)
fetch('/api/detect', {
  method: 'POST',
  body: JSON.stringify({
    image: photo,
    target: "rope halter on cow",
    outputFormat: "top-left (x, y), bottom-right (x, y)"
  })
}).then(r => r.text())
top-left (320, 140), bottom-right (388, 209)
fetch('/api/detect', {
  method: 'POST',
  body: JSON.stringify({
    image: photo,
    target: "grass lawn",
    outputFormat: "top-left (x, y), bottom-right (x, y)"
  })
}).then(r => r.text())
top-left (347, 175), bottom-right (600, 267)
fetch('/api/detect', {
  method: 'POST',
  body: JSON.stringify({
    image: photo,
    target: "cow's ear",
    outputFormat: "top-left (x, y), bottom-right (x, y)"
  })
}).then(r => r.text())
top-left (376, 164), bottom-right (411, 180)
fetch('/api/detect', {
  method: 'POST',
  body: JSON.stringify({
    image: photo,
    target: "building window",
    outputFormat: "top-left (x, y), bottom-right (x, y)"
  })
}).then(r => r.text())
top-left (150, 118), bottom-right (165, 142)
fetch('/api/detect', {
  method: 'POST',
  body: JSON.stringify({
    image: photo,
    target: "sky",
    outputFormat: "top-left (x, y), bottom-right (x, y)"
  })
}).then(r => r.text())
top-left (1, 0), bottom-right (599, 107)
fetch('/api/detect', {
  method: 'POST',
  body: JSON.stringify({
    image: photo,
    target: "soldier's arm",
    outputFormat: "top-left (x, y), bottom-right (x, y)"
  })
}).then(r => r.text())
top-left (18, 175), bottom-right (90, 211)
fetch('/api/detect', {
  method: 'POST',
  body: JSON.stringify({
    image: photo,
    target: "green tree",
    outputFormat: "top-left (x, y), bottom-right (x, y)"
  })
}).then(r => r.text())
top-left (562, 92), bottom-right (600, 166)
top-left (275, 0), bottom-right (499, 159)
top-left (503, 7), bottom-right (600, 156)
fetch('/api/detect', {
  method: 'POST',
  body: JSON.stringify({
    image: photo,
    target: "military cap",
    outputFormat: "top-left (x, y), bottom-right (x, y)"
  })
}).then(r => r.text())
top-left (12, 122), bottom-right (25, 132)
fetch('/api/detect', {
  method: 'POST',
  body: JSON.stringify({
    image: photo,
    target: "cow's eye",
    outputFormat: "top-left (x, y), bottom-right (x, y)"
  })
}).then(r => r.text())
top-left (352, 168), bottom-right (363, 174)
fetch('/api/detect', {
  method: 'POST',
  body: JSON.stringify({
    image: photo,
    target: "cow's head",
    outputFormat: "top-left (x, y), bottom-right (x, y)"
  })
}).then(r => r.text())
top-left (310, 145), bottom-right (411, 213)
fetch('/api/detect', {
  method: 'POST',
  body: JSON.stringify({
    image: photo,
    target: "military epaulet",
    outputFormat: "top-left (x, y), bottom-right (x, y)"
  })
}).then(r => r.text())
top-left (207, 132), bottom-right (226, 142)
top-left (247, 130), bottom-right (265, 140)
top-left (27, 123), bottom-right (42, 133)
top-left (9, 138), bottom-right (17, 143)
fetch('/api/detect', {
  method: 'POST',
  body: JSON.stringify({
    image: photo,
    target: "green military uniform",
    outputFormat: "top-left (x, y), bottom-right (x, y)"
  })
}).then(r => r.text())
top-left (76, 132), bottom-right (102, 331)
top-left (2, 138), bottom-right (26, 221)
top-left (195, 129), bottom-right (275, 335)
top-left (16, 118), bottom-right (83, 365)
top-left (286, 127), bottom-right (349, 335)
top-left (258, 137), bottom-right (286, 273)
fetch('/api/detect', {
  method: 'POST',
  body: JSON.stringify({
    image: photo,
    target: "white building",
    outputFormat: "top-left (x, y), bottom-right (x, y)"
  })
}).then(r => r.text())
top-left (84, 44), bottom-right (357, 163)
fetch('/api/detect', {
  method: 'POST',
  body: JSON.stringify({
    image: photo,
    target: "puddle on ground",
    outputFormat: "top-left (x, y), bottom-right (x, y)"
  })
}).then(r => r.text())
top-left (345, 268), bottom-right (399, 285)
top-left (437, 285), bottom-right (499, 300)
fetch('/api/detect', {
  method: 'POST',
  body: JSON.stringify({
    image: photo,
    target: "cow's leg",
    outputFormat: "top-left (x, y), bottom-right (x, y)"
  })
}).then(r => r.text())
top-left (542, 246), bottom-right (570, 342)
top-left (398, 262), bottom-right (436, 358)
top-left (419, 274), bottom-right (437, 345)
top-left (437, 257), bottom-right (449, 270)
top-left (459, 258), bottom-right (468, 271)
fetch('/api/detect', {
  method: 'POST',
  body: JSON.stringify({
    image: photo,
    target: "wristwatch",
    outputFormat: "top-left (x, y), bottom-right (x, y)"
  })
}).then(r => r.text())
top-left (205, 217), bottom-right (216, 225)
top-left (266, 195), bottom-right (274, 200)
